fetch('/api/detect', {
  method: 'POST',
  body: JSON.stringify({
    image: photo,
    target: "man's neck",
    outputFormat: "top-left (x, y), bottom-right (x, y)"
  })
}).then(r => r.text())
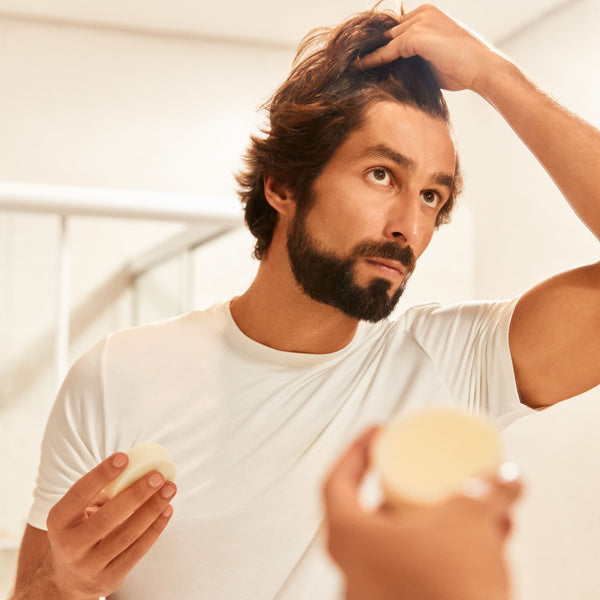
top-left (230, 258), bottom-right (360, 354)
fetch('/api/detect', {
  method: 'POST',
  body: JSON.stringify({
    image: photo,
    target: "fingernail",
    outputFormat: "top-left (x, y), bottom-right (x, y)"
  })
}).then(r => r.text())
top-left (112, 453), bottom-right (128, 468)
top-left (498, 462), bottom-right (520, 483)
top-left (461, 477), bottom-right (490, 499)
top-left (161, 484), bottom-right (175, 499)
top-left (162, 505), bottom-right (173, 518)
top-left (149, 473), bottom-right (164, 488)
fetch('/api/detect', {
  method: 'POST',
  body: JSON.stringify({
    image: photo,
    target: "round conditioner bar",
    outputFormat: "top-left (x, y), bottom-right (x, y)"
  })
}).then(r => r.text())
top-left (372, 407), bottom-right (502, 507)
top-left (104, 442), bottom-right (177, 499)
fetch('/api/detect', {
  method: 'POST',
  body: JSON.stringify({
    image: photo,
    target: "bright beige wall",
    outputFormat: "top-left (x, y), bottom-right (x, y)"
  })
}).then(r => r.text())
top-left (446, 0), bottom-right (600, 300)
top-left (0, 17), bottom-right (290, 593)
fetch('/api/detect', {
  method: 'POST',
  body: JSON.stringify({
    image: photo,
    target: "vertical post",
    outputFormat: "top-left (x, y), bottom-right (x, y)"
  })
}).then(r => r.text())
top-left (177, 253), bottom-right (185, 315)
top-left (186, 247), bottom-right (196, 312)
top-left (131, 275), bottom-right (140, 327)
top-left (56, 215), bottom-right (70, 391)
top-left (179, 249), bottom-right (195, 314)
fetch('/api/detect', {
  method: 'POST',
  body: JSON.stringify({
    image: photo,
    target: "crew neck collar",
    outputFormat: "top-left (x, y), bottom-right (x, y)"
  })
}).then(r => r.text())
top-left (222, 300), bottom-right (367, 368)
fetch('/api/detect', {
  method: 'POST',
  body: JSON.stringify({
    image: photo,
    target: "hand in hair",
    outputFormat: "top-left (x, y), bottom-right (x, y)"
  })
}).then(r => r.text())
top-left (323, 426), bottom-right (521, 600)
top-left (355, 4), bottom-right (505, 94)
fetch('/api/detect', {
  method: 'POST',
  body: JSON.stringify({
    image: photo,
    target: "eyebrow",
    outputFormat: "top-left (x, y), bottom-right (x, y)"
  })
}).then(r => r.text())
top-left (364, 144), bottom-right (455, 191)
top-left (365, 144), bottom-right (415, 171)
top-left (431, 172), bottom-right (455, 191)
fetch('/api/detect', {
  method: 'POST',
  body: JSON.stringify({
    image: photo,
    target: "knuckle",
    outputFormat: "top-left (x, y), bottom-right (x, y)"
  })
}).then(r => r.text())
top-left (59, 530), bottom-right (88, 563)
top-left (96, 461), bottom-right (111, 481)
top-left (130, 480), bottom-right (152, 503)
top-left (149, 491), bottom-right (167, 511)
top-left (128, 540), bottom-right (147, 564)
top-left (116, 525), bottom-right (139, 549)
top-left (382, 44), bottom-right (397, 58)
top-left (152, 514), bottom-right (169, 533)
top-left (94, 505), bottom-right (116, 531)
top-left (411, 22), bottom-right (424, 35)
top-left (67, 484), bottom-right (86, 507)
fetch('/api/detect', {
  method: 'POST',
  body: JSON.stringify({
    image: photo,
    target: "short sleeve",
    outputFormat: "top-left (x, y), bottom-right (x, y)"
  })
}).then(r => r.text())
top-left (27, 338), bottom-right (109, 530)
top-left (403, 299), bottom-right (535, 427)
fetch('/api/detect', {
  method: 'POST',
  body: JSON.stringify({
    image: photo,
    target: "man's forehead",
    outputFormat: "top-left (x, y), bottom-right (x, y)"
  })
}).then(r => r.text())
top-left (361, 99), bottom-right (451, 129)
top-left (341, 101), bottom-right (458, 175)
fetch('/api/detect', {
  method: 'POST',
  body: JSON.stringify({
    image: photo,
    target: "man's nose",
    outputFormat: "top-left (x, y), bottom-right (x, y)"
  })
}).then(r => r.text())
top-left (384, 196), bottom-right (424, 248)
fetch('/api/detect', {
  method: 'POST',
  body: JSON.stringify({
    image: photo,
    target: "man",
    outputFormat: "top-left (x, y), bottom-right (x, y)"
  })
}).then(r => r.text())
top-left (10, 4), bottom-right (600, 599)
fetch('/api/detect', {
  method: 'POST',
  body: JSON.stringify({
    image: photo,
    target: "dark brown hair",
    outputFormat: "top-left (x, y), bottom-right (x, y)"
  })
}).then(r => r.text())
top-left (236, 9), bottom-right (462, 259)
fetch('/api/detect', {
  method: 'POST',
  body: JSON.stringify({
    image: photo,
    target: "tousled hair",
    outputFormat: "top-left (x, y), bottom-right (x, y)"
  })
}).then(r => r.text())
top-left (236, 9), bottom-right (462, 260)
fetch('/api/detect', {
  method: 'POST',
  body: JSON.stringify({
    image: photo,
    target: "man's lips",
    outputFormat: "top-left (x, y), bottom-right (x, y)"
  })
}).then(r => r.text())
top-left (364, 258), bottom-right (406, 277)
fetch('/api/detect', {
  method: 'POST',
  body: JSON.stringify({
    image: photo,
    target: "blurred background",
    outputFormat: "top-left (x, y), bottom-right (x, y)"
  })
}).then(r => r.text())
top-left (0, 0), bottom-right (599, 594)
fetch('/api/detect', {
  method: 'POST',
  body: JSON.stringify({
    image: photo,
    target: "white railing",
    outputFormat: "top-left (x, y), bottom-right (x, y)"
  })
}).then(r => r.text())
top-left (0, 181), bottom-right (243, 223)
top-left (0, 181), bottom-right (243, 389)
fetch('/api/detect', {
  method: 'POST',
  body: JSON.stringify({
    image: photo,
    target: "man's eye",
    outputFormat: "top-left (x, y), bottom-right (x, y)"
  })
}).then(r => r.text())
top-left (420, 190), bottom-right (441, 207)
top-left (367, 168), bottom-right (392, 186)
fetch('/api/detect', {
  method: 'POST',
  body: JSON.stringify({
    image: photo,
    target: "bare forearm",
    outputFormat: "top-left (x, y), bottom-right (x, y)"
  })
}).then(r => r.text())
top-left (474, 56), bottom-right (600, 240)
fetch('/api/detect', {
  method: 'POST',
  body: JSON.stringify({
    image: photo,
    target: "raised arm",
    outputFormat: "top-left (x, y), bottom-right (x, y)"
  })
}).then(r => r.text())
top-left (358, 4), bottom-right (600, 407)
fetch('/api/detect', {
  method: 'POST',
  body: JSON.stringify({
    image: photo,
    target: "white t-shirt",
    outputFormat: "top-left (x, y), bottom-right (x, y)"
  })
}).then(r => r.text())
top-left (28, 299), bottom-right (531, 599)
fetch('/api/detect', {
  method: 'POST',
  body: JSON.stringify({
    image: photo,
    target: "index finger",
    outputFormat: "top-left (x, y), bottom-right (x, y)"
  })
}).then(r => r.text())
top-left (352, 14), bottom-right (416, 70)
top-left (48, 453), bottom-right (129, 530)
top-left (355, 33), bottom-right (415, 70)
top-left (322, 426), bottom-right (380, 516)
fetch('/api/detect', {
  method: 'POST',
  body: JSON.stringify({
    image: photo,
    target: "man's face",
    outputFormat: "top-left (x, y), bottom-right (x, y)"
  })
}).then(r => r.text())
top-left (286, 101), bottom-right (457, 322)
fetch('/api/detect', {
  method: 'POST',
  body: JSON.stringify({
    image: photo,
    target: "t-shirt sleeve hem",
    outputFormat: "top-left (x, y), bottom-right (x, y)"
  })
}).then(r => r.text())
top-left (493, 297), bottom-right (536, 427)
top-left (27, 506), bottom-right (50, 531)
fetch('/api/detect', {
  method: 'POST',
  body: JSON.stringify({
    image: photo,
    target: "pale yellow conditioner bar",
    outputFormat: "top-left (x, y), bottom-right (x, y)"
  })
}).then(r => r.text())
top-left (104, 442), bottom-right (177, 499)
top-left (372, 407), bottom-right (502, 508)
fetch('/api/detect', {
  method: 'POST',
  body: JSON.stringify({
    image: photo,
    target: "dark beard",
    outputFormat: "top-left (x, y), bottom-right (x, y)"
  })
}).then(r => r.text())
top-left (286, 211), bottom-right (416, 322)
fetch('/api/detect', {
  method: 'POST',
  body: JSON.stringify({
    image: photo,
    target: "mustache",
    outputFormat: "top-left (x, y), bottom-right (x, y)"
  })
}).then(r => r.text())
top-left (351, 240), bottom-right (416, 272)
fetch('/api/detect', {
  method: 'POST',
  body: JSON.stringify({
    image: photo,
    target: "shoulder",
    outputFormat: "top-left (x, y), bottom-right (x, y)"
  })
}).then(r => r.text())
top-left (400, 298), bottom-right (518, 337)
top-left (370, 299), bottom-right (519, 361)
top-left (65, 302), bottom-right (229, 385)
top-left (105, 301), bottom-right (229, 357)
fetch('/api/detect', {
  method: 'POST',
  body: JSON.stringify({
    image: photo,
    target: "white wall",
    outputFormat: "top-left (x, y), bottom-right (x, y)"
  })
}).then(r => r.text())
top-left (0, 17), bottom-right (290, 593)
top-left (446, 0), bottom-right (600, 299)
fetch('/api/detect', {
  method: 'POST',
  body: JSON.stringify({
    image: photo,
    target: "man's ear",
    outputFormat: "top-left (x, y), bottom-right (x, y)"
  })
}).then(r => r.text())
top-left (264, 175), bottom-right (295, 217)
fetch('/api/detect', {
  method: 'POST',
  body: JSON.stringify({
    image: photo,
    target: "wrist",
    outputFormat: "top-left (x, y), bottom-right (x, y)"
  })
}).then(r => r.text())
top-left (22, 556), bottom-right (98, 600)
top-left (471, 52), bottom-right (521, 102)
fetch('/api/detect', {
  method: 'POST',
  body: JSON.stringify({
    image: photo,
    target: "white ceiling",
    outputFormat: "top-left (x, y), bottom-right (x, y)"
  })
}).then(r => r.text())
top-left (0, 0), bottom-right (574, 47)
